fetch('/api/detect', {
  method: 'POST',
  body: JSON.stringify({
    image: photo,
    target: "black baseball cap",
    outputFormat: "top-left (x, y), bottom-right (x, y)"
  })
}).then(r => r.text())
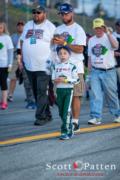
top-left (58, 3), bottom-right (73, 14)
top-left (32, 5), bottom-right (46, 13)
top-left (56, 45), bottom-right (71, 55)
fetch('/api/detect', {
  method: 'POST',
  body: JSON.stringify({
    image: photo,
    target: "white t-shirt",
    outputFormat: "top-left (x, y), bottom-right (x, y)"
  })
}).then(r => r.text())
top-left (88, 33), bottom-right (117, 69)
top-left (20, 20), bottom-right (56, 71)
top-left (0, 34), bottom-right (13, 67)
top-left (53, 22), bottom-right (86, 73)
top-left (52, 61), bottom-right (79, 88)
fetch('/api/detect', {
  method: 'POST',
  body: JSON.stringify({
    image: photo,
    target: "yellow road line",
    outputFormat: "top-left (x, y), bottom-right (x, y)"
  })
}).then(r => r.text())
top-left (0, 123), bottom-right (120, 146)
top-left (79, 123), bottom-right (120, 133)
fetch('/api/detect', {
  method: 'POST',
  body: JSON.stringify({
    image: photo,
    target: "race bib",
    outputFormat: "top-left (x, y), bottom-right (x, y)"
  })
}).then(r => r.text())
top-left (30, 35), bottom-right (36, 44)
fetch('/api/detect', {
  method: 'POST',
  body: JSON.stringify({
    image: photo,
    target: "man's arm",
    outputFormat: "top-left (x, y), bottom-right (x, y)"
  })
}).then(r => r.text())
top-left (107, 33), bottom-right (119, 49)
top-left (88, 56), bottom-right (92, 72)
top-left (7, 49), bottom-right (14, 72)
top-left (52, 37), bottom-right (84, 53)
top-left (67, 44), bottom-right (84, 53)
top-left (104, 27), bottom-right (119, 49)
top-left (16, 39), bottom-right (24, 70)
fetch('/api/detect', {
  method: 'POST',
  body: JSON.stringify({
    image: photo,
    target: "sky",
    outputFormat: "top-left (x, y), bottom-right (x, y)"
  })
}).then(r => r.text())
top-left (74, 0), bottom-right (120, 18)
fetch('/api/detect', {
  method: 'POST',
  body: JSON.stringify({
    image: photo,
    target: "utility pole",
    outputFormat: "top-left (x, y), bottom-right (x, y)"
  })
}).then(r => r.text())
top-left (26, 0), bottom-right (30, 21)
top-left (114, 0), bottom-right (117, 19)
top-left (82, 0), bottom-right (85, 29)
top-left (99, 0), bottom-right (105, 17)
top-left (5, 0), bottom-right (8, 26)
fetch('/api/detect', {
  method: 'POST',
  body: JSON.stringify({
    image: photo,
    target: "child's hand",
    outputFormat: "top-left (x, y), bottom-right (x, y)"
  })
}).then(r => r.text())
top-left (54, 77), bottom-right (65, 84)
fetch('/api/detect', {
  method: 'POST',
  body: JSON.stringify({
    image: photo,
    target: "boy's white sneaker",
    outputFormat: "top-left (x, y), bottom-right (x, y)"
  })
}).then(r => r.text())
top-left (88, 118), bottom-right (101, 125)
top-left (114, 116), bottom-right (120, 123)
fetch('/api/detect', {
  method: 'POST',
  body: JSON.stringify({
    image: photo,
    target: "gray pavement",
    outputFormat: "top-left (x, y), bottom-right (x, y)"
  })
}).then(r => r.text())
top-left (0, 84), bottom-right (120, 180)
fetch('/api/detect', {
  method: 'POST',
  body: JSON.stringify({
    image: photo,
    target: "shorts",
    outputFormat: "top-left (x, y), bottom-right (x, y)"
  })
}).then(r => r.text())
top-left (9, 60), bottom-right (18, 79)
top-left (73, 74), bottom-right (85, 97)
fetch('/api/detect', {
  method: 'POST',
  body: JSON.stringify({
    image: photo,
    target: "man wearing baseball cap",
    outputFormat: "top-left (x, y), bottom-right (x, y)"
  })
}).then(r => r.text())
top-left (20, 5), bottom-right (56, 126)
top-left (52, 3), bottom-right (86, 132)
top-left (88, 18), bottom-right (120, 125)
top-left (17, 21), bottom-right (25, 26)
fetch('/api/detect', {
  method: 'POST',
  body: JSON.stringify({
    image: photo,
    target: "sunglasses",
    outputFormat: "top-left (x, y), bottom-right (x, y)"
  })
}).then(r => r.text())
top-left (32, 11), bottom-right (42, 15)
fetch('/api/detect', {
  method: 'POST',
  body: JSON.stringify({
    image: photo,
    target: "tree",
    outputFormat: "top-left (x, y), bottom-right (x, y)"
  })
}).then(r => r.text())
top-left (93, 3), bottom-right (108, 18)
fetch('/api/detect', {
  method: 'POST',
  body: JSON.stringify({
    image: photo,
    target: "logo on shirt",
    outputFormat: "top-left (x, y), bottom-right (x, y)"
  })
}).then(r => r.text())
top-left (92, 44), bottom-right (108, 57)
top-left (26, 29), bottom-right (44, 39)
top-left (0, 42), bottom-right (4, 49)
top-left (56, 68), bottom-right (70, 72)
top-left (60, 32), bottom-right (74, 44)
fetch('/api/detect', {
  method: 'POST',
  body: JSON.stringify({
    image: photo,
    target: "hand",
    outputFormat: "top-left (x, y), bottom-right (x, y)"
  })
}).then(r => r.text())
top-left (18, 61), bottom-right (23, 71)
top-left (54, 77), bottom-right (65, 84)
top-left (105, 26), bottom-right (113, 35)
top-left (8, 65), bottom-right (12, 73)
top-left (17, 55), bottom-right (23, 70)
top-left (114, 52), bottom-right (120, 57)
top-left (52, 36), bottom-right (65, 45)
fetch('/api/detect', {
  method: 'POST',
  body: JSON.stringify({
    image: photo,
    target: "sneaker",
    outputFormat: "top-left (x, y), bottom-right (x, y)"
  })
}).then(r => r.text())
top-left (34, 119), bottom-right (49, 126)
top-left (1, 103), bottom-right (8, 110)
top-left (25, 102), bottom-right (36, 109)
top-left (114, 116), bottom-right (120, 123)
top-left (46, 115), bottom-right (53, 122)
top-left (88, 118), bottom-right (101, 125)
top-left (8, 95), bottom-right (13, 102)
top-left (68, 133), bottom-right (74, 138)
top-left (59, 134), bottom-right (70, 140)
top-left (73, 122), bottom-right (80, 132)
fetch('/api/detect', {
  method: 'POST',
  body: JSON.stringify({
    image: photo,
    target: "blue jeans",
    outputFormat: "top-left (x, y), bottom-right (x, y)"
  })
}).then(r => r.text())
top-left (90, 68), bottom-right (120, 119)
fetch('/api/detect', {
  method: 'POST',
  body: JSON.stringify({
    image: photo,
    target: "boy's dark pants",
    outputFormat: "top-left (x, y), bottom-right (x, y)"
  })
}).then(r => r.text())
top-left (56, 88), bottom-right (73, 135)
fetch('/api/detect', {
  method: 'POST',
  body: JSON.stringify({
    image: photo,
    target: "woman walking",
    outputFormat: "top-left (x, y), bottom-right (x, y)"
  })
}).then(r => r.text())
top-left (0, 22), bottom-right (13, 110)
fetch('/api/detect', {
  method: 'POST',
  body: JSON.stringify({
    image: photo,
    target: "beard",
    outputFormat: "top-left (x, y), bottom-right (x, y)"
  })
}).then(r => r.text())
top-left (33, 16), bottom-right (45, 24)
top-left (33, 17), bottom-right (40, 24)
top-left (63, 17), bottom-right (73, 25)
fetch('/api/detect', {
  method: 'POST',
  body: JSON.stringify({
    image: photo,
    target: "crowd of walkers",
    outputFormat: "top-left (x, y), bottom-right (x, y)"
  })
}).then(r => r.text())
top-left (0, 3), bottom-right (120, 140)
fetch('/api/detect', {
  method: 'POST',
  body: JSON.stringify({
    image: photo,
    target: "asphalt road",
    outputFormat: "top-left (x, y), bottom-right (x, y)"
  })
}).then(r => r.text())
top-left (0, 85), bottom-right (120, 180)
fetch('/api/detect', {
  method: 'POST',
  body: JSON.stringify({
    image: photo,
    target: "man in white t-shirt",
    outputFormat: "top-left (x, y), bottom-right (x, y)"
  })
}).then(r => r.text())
top-left (8, 21), bottom-right (24, 102)
top-left (52, 3), bottom-right (86, 132)
top-left (20, 5), bottom-right (56, 126)
top-left (88, 18), bottom-right (120, 125)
